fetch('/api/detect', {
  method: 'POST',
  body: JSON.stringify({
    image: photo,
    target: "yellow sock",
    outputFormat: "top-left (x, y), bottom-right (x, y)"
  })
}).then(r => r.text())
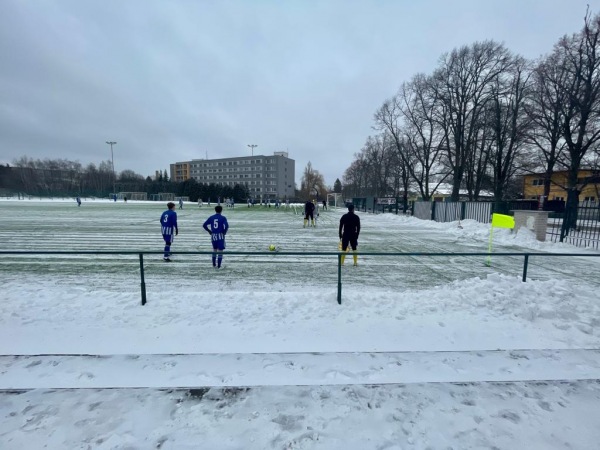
top-left (312, 219), bottom-right (315, 226)
top-left (353, 252), bottom-right (358, 265)
top-left (303, 219), bottom-right (307, 227)
top-left (341, 254), bottom-right (346, 265)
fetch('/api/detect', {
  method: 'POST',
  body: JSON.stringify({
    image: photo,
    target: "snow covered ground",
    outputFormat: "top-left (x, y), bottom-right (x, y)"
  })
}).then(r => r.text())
top-left (1, 198), bottom-right (600, 449)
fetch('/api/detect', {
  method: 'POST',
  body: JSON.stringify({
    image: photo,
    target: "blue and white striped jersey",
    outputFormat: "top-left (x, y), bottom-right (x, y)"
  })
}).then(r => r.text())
top-left (160, 209), bottom-right (178, 235)
top-left (203, 213), bottom-right (228, 240)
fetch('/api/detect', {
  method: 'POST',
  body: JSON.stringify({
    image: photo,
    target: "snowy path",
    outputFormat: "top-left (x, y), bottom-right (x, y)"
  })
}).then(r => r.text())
top-left (1, 349), bottom-right (600, 390)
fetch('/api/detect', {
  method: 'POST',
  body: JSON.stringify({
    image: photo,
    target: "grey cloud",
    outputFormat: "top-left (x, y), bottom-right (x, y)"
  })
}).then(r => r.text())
top-left (0, 0), bottom-right (593, 185)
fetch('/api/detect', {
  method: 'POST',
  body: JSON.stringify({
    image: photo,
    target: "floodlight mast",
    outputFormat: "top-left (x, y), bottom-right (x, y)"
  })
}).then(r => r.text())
top-left (106, 141), bottom-right (117, 196)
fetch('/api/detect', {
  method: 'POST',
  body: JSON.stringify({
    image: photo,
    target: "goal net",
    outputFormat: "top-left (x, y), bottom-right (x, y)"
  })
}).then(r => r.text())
top-left (118, 192), bottom-right (147, 201)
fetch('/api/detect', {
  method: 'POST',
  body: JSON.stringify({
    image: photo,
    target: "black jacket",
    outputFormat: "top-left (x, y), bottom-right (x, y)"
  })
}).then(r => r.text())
top-left (339, 212), bottom-right (360, 238)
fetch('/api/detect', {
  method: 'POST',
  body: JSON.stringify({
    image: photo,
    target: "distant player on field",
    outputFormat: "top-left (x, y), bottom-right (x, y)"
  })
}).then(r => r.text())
top-left (203, 205), bottom-right (229, 269)
top-left (160, 202), bottom-right (178, 262)
top-left (339, 204), bottom-right (361, 266)
top-left (304, 200), bottom-right (315, 228)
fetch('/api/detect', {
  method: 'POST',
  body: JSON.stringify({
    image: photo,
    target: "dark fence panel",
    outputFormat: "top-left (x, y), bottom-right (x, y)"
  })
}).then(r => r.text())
top-left (548, 201), bottom-right (600, 249)
top-left (544, 200), bottom-right (565, 213)
top-left (491, 200), bottom-right (538, 215)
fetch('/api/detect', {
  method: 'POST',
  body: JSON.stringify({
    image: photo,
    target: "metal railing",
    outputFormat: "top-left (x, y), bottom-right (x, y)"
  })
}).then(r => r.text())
top-left (548, 201), bottom-right (600, 249)
top-left (1, 251), bottom-right (599, 305)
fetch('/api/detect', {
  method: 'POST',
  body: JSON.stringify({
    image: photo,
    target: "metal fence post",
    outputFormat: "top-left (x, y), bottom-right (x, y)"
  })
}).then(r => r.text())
top-left (522, 254), bottom-right (529, 282)
top-left (337, 253), bottom-right (342, 305)
top-left (139, 253), bottom-right (147, 305)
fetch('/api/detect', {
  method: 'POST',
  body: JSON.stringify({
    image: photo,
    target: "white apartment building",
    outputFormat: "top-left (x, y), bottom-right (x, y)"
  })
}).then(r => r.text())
top-left (170, 151), bottom-right (295, 200)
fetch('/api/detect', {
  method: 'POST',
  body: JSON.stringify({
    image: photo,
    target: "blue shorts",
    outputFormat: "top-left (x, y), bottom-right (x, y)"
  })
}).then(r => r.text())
top-left (163, 234), bottom-right (175, 245)
top-left (211, 233), bottom-right (226, 250)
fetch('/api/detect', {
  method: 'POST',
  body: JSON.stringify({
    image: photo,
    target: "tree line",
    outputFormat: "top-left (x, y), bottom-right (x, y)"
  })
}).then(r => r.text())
top-left (342, 10), bottom-right (600, 219)
top-left (0, 157), bottom-right (251, 202)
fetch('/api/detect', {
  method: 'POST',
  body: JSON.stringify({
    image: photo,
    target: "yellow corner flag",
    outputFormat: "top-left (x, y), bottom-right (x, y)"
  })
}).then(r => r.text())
top-left (487, 214), bottom-right (515, 266)
top-left (491, 213), bottom-right (515, 229)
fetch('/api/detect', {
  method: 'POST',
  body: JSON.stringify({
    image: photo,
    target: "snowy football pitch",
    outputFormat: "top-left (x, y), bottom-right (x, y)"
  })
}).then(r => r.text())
top-left (1, 200), bottom-right (600, 449)
top-left (1, 199), bottom-right (596, 297)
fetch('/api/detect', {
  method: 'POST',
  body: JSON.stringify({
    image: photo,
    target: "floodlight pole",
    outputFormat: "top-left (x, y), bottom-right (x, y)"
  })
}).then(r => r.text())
top-left (247, 144), bottom-right (257, 156)
top-left (106, 141), bottom-right (117, 195)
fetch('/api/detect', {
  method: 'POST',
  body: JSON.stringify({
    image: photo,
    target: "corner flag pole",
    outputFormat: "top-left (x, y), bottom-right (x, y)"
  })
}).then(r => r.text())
top-left (486, 225), bottom-right (494, 267)
top-left (487, 213), bottom-right (516, 267)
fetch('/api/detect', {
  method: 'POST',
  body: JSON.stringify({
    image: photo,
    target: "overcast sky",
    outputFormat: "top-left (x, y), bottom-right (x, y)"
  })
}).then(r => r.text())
top-left (0, 0), bottom-right (594, 186)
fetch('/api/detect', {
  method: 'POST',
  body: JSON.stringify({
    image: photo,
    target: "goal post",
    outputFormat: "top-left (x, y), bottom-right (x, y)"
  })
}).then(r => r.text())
top-left (327, 193), bottom-right (343, 209)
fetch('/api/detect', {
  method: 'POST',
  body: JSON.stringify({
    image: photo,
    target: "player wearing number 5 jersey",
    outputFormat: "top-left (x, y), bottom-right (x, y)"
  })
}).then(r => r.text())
top-left (160, 202), bottom-right (178, 262)
top-left (203, 205), bottom-right (229, 269)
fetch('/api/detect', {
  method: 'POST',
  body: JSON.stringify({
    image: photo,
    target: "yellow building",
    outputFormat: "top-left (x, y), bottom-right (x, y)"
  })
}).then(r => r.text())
top-left (170, 162), bottom-right (190, 182)
top-left (523, 170), bottom-right (599, 203)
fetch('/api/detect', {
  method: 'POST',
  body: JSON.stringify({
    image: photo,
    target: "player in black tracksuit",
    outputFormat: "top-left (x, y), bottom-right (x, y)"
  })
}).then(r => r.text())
top-left (339, 204), bottom-right (361, 266)
top-left (304, 200), bottom-right (316, 228)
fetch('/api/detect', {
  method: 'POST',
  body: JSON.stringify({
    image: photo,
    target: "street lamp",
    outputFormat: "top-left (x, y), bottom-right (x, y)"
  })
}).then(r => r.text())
top-left (247, 144), bottom-right (257, 156)
top-left (106, 141), bottom-right (117, 196)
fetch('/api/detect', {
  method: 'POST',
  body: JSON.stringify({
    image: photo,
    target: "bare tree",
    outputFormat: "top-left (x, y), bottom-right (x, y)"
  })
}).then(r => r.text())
top-left (463, 111), bottom-right (493, 201)
top-left (300, 162), bottom-right (327, 200)
top-left (431, 41), bottom-right (512, 201)
top-left (361, 134), bottom-right (395, 197)
top-left (526, 51), bottom-right (570, 199)
top-left (342, 154), bottom-right (368, 199)
top-left (487, 55), bottom-right (533, 200)
top-left (556, 10), bottom-right (600, 231)
top-left (386, 135), bottom-right (412, 211)
top-left (394, 74), bottom-right (448, 199)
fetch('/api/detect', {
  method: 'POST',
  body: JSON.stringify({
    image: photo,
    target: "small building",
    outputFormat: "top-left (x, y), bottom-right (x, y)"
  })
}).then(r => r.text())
top-left (523, 169), bottom-right (599, 203)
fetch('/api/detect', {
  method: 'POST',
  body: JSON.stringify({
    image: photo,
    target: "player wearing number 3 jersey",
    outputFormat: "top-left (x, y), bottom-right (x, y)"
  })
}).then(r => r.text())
top-left (203, 205), bottom-right (229, 269)
top-left (160, 202), bottom-right (178, 262)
